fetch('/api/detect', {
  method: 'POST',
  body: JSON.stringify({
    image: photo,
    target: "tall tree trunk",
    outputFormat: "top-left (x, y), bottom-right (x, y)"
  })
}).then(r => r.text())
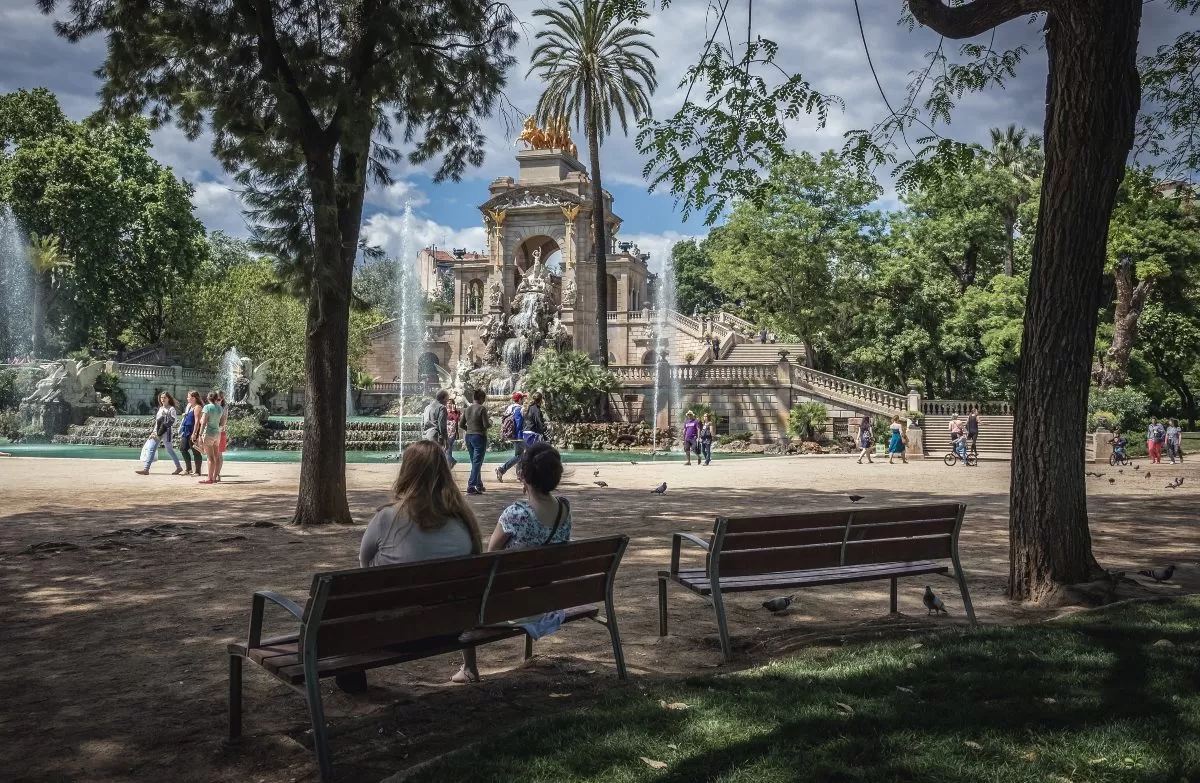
top-left (292, 145), bottom-right (357, 527)
top-left (1008, 0), bottom-right (1141, 600)
top-left (1099, 255), bottom-right (1151, 388)
top-left (584, 78), bottom-right (609, 366)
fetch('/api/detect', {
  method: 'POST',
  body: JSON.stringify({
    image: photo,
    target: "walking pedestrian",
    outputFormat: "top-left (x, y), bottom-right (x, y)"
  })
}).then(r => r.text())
top-left (445, 398), bottom-right (461, 467)
top-left (136, 391), bottom-right (183, 475)
top-left (699, 412), bottom-right (715, 465)
top-left (179, 390), bottom-right (203, 476)
top-left (682, 411), bottom-right (699, 465)
top-left (966, 406), bottom-right (981, 456)
top-left (522, 391), bottom-right (548, 445)
top-left (856, 414), bottom-right (874, 464)
top-left (421, 390), bottom-right (451, 465)
top-left (1166, 418), bottom-right (1183, 464)
top-left (197, 391), bottom-right (223, 484)
top-left (887, 414), bottom-right (908, 464)
top-left (1147, 417), bottom-right (1166, 464)
top-left (462, 389), bottom-right (491, 495)
top-left (494, 392), bottom-right (525, 482)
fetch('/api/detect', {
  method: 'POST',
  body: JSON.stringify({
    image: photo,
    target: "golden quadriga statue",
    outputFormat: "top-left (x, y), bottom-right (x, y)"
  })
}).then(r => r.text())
top-left (517, 116), bottom-right (578, 159)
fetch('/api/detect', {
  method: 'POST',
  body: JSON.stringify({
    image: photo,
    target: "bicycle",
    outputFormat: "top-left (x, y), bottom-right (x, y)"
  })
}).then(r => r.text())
top-left (944, 451), bottom-right (979, 467)
top-left (1109, 450), bottom-right (1132, 467)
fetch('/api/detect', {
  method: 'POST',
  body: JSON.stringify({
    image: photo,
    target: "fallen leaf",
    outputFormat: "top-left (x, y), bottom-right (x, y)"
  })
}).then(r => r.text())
top-left (964, 741), bottom-right (983, 750)
top-left (549, 692), bottom-right (571, 698)
top-left (1022, 751), bottom-right (1038, 763)
top-left (909, 643), bottom-right (924, 650)
top-left (1087, 757), bottom-right (1107, 765)
top-left (585, 670), bottom-right (597, 675)
top-left (835, 702), bottom-right (854, 714)
top-left (659, 700), bottom-right (691, 710)
top-left (1050, 776), bottom-right (1075, 783)
top-left (639, 757), bottom-right (668, 770)
top-left (1153, 639), bottom-right (1175, 647)
top-left (667, 743), bottom-right (679, 750)
top-left (1042, 697), bottom-right (1057, 704)
top-left (896, 686), bottom-right (914, 694)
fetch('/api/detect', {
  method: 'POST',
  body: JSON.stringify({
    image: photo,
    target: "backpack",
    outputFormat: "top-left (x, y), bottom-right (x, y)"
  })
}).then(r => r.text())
top-left (500, 406), bottom-right (518, 440)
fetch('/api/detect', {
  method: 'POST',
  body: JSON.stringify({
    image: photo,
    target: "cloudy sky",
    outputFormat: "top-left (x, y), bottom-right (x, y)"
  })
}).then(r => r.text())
top-left (0, 0), bottom-right (1189, 269)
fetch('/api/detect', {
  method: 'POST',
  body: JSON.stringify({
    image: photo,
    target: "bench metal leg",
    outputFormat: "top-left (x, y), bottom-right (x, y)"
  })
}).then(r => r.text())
top-left (955, 568), bottom-right (977, 626)
top-left (304, 673), bottom-right (334, 783)
top-left (657, 577), bottom-right (668, 637)
top-left (524, 634), bottom-right (534, 661)
top-left (889, 577), bottom-right (898, 614)
top-left (228, 654), bottom-right (243, 739)
top-left (711, 587), bottom-right (733, 662)
top-left (604, 597), bottom-right (628, 679)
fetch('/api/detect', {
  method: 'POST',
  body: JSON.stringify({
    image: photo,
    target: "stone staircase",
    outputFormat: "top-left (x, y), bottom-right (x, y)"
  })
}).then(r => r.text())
top-left (921, 414), bottom-right (1014, 460)
top-left (55, 416), bottom-right (157, 447)
top-left (718, 343), bottom-right (808, 364)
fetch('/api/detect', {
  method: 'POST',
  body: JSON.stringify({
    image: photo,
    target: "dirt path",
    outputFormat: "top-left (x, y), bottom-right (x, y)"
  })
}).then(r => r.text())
top-left (1, 453), bottom-right (1196, 782)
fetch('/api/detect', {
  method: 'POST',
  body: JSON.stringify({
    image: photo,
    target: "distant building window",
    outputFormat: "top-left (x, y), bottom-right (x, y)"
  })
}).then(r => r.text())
top-left (466, 279), bottom-right (484, 314)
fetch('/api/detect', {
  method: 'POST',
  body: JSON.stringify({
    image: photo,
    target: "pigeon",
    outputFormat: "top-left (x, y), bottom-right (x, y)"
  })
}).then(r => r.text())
top-left (1133, 464), bottom-right (1140, 470)
top-left (1138, 565), bottom-right (1175, 582)
top-left (761, 595), bottom-right (795, 613)
top-left (1119, 469), bottom-right (1124, 474)
top-left (1146, 472), bottom-right (1152, 479)
top-left (1086, 471), bottom-right (1106, 478)
top-left (923, 586), bottom-right (948, 616)
top-left (629, 460), bottom-right (639, 465)
top-left (848, 494), bottom-right (865, 503)
top-left (1109, 478), bottom-right (1116, 484)
top-left (593, 469), bottom-right (600, 477)
top-left (651, 482), bottom-right (667, 494)
top-left (594, 480), bottom-right (608, 487)
top-left (1165, 477), bottom-right (1184, 489)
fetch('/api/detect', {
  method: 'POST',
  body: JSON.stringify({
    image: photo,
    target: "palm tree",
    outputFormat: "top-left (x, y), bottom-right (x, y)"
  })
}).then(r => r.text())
top-left (987, 125), bottom-right (1044, 276)
top-left (27, 233), bottom-right (73, 357)
top-left (528, 0), bottom-right (657, 366)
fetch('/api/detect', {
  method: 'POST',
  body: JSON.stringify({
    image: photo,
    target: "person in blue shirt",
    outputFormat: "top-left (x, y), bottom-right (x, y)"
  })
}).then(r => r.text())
top-left (494, 392), bottom-right (526, 482)
top-left (1109, 431), bottom-right (1129, 462)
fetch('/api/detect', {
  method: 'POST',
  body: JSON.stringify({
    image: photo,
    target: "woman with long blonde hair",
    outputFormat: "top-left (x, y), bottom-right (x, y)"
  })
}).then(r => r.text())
top-left (359, 440), bottom-right (483, 568)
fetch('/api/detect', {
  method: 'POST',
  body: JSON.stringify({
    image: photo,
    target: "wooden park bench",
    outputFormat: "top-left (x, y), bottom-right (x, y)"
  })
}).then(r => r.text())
top-left (228, 535), bottom-right (628, 782)
top-left (658, 503), bottom-right (975, 660)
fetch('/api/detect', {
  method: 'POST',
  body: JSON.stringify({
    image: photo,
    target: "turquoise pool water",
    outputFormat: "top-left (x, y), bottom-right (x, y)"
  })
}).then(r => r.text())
top-left (0, 442), bottom-right (748, 464)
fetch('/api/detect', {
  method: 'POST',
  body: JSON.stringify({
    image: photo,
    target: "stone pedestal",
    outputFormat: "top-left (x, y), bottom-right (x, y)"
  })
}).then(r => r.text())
top-left (1091, 428), bottom-right (1114, 464)
top-left (19, 399), bottom-right (115, 437)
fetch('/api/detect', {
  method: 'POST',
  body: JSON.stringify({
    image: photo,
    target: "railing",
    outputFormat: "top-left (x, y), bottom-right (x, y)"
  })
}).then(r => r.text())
top-left (921, 400), bottom-right (1014, 416)
top-left (792, 365), bottom-right (907, 412)
top-left (715, 311), bottom-right (757, 334)
top-left (609, 363), bottom-right (777, 383)
top-left (114, 363), bottom-right (174, 380)
top-left (363, 381), bottom-right (430, 395)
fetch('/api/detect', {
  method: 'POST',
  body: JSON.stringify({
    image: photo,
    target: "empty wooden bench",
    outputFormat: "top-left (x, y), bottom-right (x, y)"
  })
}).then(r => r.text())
top-left (658, 503), bottom-right (975, 660)
top-left (228, 535), bottom-right (628, 782)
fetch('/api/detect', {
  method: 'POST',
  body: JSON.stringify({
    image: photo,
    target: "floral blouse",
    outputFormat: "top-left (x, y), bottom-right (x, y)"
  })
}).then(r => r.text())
top-left (498, 498), bottom-right (572, 549)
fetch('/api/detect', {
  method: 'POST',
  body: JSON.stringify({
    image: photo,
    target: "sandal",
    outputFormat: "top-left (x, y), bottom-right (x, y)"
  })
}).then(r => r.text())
top-left (198, 479), bottom-right (214, 484)
top-left (451, 665), bottom-right (480, 684)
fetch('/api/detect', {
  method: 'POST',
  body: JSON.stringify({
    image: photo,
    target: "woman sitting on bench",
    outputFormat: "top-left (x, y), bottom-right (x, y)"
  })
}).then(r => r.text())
top-left (453, 442), bottom-right (572, 684)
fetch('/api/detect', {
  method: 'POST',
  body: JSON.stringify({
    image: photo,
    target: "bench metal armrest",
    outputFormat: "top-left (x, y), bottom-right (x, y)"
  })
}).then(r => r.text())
top-left (247, 590), bottom-right (305, 648)
top-left (669, 532), bottom-right (711, 574)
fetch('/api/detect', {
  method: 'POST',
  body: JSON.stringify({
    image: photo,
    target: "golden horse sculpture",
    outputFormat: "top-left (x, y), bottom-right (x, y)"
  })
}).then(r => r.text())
top-left (516, 116), bottom-right (578, 159)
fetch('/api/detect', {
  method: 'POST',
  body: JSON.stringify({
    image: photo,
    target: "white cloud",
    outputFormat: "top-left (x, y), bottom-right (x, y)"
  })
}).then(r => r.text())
top-left (619, 230), bottom-right (703, 274)
top-left (369, 179), bottom-right (429, 210)
top-left (361, 211), bottom-right (488, 260)
top-left (190, 180), bottom-right (248, 237)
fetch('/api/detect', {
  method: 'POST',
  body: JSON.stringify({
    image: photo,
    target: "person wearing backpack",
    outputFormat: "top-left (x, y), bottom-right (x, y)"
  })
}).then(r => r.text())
top-left (494, 392), bottom-right (525, 482)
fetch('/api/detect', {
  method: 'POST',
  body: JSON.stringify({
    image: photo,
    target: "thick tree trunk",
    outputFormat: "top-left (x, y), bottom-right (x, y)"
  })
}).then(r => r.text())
top-left (1008, 0), bottom-right (1141, 600)
top-left (584, 80), bottom-right (609, 366)
top-left (292, 146), bottom-right (358, 527)
top-left (1099, 255), bottom-right (1151, 388)
top-left (1004, 212), bottom-right (1016, 277)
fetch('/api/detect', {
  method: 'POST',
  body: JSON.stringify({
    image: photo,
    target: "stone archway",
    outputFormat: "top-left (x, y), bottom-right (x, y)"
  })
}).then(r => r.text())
top-left (417, 352), bottom-right (441, 386)
top-left (513, 234), bottom-right (561, 291)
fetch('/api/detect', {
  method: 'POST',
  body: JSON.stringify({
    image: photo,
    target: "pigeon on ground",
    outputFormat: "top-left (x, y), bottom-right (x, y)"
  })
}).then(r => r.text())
top-left (1146, 471), bottom-right (1152, 479)
top-left (1165, 477), bottom-right (1184, 489)
top-left (762, 595), bottom-right (795, 613)
top-left (594, 480), bottom-right (608, 487)
top-left (629, 460), bottom-right (639, 465)
top-left (848, 494), bottom-right (865, 503)
top-left (923, 586), bottom-right (948, 616)
top-left (651, 482), bottom-right (667, 494)
top-left (1109, 478), bottom-right (1116, 484)
top-left (1138, 565), bottom-right (1176, 582)
top-left (1119, 469), bottom-right (1124, 474)
top-left (1133, 464), bottom-right (1140, 470)
top-left (594, 469), bottom-right (600, 477)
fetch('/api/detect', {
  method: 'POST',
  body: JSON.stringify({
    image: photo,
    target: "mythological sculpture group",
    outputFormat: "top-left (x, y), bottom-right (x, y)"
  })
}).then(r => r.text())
top-left (516, 116), bottom-right (578, 159)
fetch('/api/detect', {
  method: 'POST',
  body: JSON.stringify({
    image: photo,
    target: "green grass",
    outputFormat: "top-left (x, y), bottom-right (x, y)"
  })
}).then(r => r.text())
top-left (408, 598), bottom-right (1200, 782)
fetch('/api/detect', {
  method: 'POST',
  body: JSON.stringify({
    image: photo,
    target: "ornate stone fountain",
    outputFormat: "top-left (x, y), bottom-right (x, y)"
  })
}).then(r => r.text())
top-left (479, 248), bottom-right (569, 395)
top-left (19, 359), bottom-right (116, 435)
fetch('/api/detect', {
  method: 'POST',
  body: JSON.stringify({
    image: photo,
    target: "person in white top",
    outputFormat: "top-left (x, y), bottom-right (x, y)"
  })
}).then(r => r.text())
top-left (135, 392), bottom-right (183, 475)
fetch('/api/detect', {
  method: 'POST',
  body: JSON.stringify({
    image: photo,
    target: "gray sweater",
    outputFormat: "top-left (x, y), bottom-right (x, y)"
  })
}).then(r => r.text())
top-left (359, 505), bottom-right (475, 568)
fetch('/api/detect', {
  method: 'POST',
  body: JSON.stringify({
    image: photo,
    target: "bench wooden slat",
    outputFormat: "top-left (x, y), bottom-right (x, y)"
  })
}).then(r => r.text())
top-left (314, 598), bottom-right (483, 658)
top-left (845, 516), bottom-right (957, 541)
top-left (720, 526), bottom-right (848, 550)
top-left (482, 573), bottom-right (608, 624)
top-left (721, 511), bottom-right (851, 534)
top-left (668, 561), bottom-right (948, 594)
top-left (320, 556), bottom-right (496, 595)
top-left (717, 542), bottom-right (842, 577)
top-left (843, 504), bottom-right (962, 525)
top-left (843, 535), bottom-right (952, 565)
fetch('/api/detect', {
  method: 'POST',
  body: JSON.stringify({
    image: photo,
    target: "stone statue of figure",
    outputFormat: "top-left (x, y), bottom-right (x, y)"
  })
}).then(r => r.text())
top-left (489, 278), bottom-right (503, 307)
top-left (693, 305), bottom-right (700, 318)
top-left (562, 277), bottom-right (577, 308)
top-left (532, 247), bottom-right (542, 267)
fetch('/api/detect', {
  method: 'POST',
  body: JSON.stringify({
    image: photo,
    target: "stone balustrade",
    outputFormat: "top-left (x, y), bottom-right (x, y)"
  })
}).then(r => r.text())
top-left (921, 399), bottom-right (1014, 416)
top-left (792, 365), bottom-right (907, 412)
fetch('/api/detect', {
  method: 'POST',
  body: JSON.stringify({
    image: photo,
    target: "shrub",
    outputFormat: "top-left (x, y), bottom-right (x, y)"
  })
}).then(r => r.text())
top-left (0, 410), bottom-right (21, 440)
top-left (788, 402), bottom-right (828, 441)
top-left (225, 415), bottom-right (267, 446)
top-left (20, 424), bottom-right (47, 442)
top-left (872, 418), bottom-right (892, 445)
top-left (688, 402), bottom-right (721, 428)
top-left (523, 349), bottom-right (618, 423)
top-left (1088, 410), bottom-right (1119, 431)
top-left (716, 430), bottom-right (752, 446)
top-left (905, 409), bottom-right (925, 425)
top-left (95, 371), bottom-right (127, 411)
top-left (1088, 387), bottom-right (1149, 434)
top-left (0, 369), bottom-right (20, 410)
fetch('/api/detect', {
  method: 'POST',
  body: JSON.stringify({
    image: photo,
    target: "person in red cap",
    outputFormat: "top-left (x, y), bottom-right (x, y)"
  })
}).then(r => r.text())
top-left (494, 392), bottom-right (526, 482)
